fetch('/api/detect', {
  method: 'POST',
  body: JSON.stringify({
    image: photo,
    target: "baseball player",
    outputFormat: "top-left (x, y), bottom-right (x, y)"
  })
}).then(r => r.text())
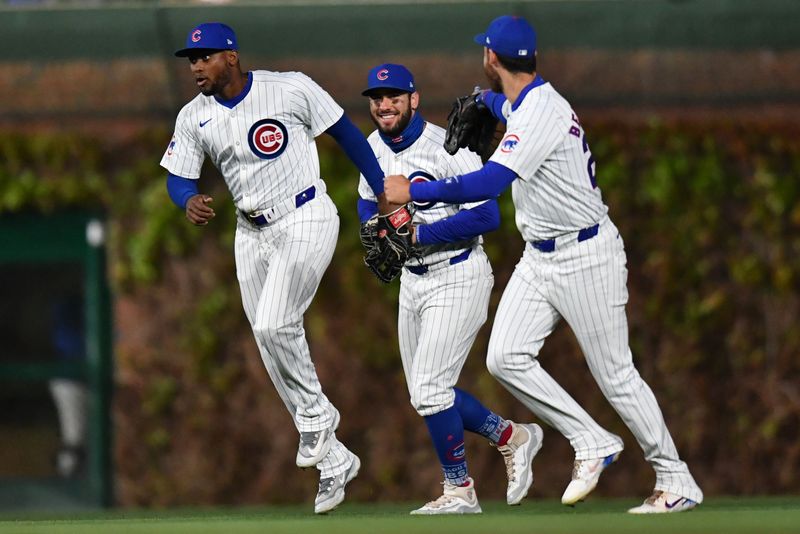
top-left (161, 23), bottom-right (391, 514)
top-left (384, 15), bottom-right (703, 513)
top-left (358, 63), bottom-right (543, 514)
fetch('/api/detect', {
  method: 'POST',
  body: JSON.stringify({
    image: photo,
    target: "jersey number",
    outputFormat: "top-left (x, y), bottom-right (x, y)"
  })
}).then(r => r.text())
top-left (582, 134), bottom-right (597, 189)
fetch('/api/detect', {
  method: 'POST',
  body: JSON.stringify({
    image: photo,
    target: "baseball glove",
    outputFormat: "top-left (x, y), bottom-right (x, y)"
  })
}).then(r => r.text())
top-left (444, 88), bottom-right (499, 163)
top-left (363, 205), bottom-right (415, 283)
top-left (359, 214), bottom-right (380, 256)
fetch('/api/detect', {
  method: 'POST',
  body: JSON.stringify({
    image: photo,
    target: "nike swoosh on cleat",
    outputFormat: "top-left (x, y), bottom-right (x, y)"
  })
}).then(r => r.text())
top-left (665, 498), bottom-right (685, 509)
top-left (199, 118), bottom-right (212, 127)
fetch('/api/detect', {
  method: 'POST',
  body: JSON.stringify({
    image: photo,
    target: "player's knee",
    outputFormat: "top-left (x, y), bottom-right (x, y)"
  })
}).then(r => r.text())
top-left (409, 390), bottom-right (453, 417)
top-left (253, 320), bottom-right (296, 347)
top-left (485, 343), bottom-right (507, 378)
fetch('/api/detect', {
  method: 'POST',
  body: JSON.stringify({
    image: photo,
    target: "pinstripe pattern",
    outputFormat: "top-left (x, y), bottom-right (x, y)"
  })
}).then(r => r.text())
top-left (161, 71), bottom-right (342, 213)
top-left (485, 82), bottom-right (703, 502)
top-left (399, 249), bottom-right (493, 415)
top-left (358, 122), bottom-right (487, 266)
top-left (162, 69), bottom-right (355, 478)
top-left (235, 193), bottom-right (349, 476)
top-left (490, 83), bottom-right (607, 240)
top-left (358, 120), bottom-right (493, 416)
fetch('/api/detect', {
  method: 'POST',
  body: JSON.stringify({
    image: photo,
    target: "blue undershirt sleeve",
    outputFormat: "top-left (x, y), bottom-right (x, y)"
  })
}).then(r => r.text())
top-left (325, 114), bottom-right (385, 196)
top-left (357, 198), bottom-right (378, 224)
top-left (166, 173), bottom-right (199, 209)
top-left (416, 200), bottom-right (500, 245)
top-left (479, 91), bottom-right (507, 124)
top-left (410, 161), bottom-right (517, 204)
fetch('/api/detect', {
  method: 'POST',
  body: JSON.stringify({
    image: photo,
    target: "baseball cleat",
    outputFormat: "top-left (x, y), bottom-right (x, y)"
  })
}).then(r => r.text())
top-left (494, 422), bottom-right (543, 505)
top-left (314, 451), bottom-right (360, 514)
top-left (296, 409), bottom-right (340, 468)
top-left (410, 477), bottom-right (482, 515)
top-left (561, 450), bottom-right (621, 505)
top-left (627, 490), bottom-right (698, 514)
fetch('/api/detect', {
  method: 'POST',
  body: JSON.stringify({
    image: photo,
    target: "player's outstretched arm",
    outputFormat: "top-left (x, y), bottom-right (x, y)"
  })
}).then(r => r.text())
top-left (385, 162), bottom-right (516, 205)
top-left (416, 200), bottom-right (500, 245)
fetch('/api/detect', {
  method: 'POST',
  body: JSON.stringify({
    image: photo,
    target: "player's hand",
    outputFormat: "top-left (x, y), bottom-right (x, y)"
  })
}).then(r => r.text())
top-left (376, 192), bottom-right (404, 215)
top-left (384, 175), bottom-right (412, 205)
top-left (185, 194), bottom-right (215, 225)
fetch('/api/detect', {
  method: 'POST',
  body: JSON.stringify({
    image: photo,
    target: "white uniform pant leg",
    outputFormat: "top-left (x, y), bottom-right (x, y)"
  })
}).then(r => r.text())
top-left (400, 250), bottom-right (494, 417)
top-left (553, 220), bottom-right (703, 502)
top-left (49, 378), bottom-right (88, 447)
top-left (397, 275), bottom-right (422, 400)
top-left (486, 247), bottom-right (624, 460)
top-left (234, 195), bottom-right (339, 433)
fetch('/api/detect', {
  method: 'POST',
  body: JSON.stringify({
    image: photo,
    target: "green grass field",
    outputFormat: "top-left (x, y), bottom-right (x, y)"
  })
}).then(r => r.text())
top-left (2, 497), bottom-right (799, 534)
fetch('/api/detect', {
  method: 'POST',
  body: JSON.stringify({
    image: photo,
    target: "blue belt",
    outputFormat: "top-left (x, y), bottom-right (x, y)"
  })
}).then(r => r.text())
top-left (531, 223), bottom-right (599, 253)
top-left (407, 248), bottom-right (472, 275)
top-left (245, 185), bottom-right (316, 227)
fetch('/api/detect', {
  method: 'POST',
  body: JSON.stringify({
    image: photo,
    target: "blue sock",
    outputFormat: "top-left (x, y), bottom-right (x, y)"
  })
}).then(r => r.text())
top-left (424, 406), bottom-right (468, 486)
top-left (454, 387), bottom-right (511, 444)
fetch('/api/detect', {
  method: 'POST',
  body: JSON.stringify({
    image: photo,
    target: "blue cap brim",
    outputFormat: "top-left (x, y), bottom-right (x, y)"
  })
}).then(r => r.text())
top-left (474, 33), bottom-right (487, 47)
top-left (361, 85), bottom-right (413, 97)
top-left (174, 47), bottom-right (229, 57)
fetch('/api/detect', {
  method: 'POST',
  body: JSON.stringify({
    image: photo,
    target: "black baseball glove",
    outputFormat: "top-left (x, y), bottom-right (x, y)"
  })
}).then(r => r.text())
top-left (363, 205), bottom-right (415, 283)
top-left (444, 88), bottom-right (500, 163)
top-left (359, 214), bottom-right (380, 257)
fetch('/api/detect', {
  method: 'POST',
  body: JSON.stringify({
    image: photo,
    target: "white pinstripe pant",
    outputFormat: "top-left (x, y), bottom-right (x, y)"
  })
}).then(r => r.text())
top-left (234, 191), bottom-right (351, 476)
top-left (398, 248), bottom-right (494, 416)
top-left (487, 216), bottom-right (703, 502)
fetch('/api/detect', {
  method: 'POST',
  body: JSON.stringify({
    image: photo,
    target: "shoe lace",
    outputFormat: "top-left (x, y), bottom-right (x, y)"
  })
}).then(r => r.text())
top-left (318, 476), bottom-right (335, 495)
top-left (424, 483), bottom-right (458, 509)
top-left (494, 442), bottom-right (517, 482)
top-left (645, 490), bottom-right (664, 505)
top-left (300, 431), bottom-right (320, 448)
top-left (572, 459), bottom-right (596, 480)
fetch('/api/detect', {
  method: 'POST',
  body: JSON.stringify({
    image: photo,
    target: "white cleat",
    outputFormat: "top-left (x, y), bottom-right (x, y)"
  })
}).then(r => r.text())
top-left (561, 451), bottom-right (621, 505)
top-left (314, 451), bottom-right (360, 514)
top-left (628, 490), bottom-right (698, 514)
top-left (410, 477), bottom-right (482, 515)
top-left (494, 422), bottom-right (543, 505)
top-left (297, 410), bottom-right (340, 468)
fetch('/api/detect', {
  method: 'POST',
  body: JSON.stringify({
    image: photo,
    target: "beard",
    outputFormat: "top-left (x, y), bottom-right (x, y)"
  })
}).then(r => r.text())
top-left (200, 69), bottom-right (232, 97)
top-left (370, 105), bottom-right (413, 138)
top-left (484, 62), bottom-right (503, 93)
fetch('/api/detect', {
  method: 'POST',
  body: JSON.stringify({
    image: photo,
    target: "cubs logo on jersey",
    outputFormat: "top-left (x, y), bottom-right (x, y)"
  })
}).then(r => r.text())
top-left (166, 138), bottom-right (176, 157)
top-left (248, 119), bottom-right (288, 160)
top-left (408, 171), bottom-right (437, 210)
top-left (500, 134), bottom-right (520, 153)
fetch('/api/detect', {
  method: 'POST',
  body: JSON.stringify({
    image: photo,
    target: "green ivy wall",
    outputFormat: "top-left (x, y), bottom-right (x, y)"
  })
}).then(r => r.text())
top-left (1, 121), bottom-right (798, 505)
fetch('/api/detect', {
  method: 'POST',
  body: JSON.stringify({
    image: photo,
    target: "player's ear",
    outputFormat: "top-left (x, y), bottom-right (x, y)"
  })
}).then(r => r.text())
top-left (410, 91), bottom-right (420, 111)
top-left (486, 48), bottom-right (499, 68)
top-left (227, 50), bottom-right (239, 67)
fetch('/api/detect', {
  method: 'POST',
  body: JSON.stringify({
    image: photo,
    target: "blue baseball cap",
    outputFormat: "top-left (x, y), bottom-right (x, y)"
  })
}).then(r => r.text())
top-left (175, 22), bottom-right (238, 57)
top-left (362, 63), bottom-right (416, 96)
top-left (473, 15), bottom-right (536, 59)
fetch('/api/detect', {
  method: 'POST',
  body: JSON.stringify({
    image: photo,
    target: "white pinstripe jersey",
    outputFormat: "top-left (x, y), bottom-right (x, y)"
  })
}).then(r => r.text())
top-left (160, 70), bottom-right (343, 213)
top-left (489, 81), bottom-right (608, 242)
top-left (357, 121), bottom-right (486, 265)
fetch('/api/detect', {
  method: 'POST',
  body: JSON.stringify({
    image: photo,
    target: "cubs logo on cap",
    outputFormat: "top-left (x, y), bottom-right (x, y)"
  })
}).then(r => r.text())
top-left (248, 119), bottom-right (288, 160)
top-left (362, 63), bottom-right (416, 96)
top-left (474, 15), bottom-right (537, 59)
top-left (175, 22), bottom-right (238, 57)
